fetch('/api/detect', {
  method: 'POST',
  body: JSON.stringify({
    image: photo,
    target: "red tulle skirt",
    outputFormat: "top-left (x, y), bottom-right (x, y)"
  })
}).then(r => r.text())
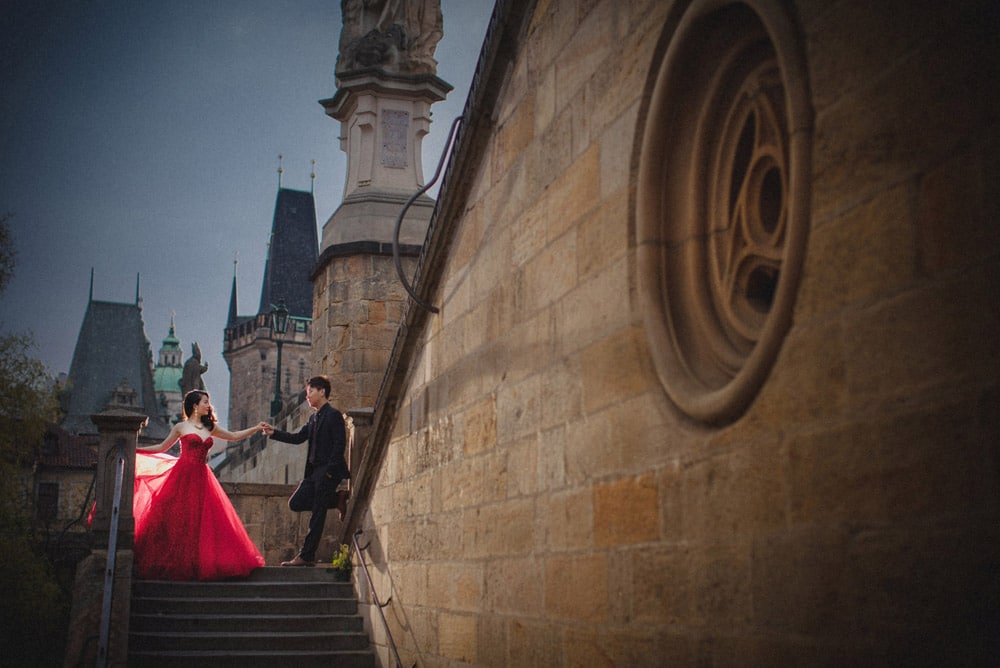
top-left (133, 434), bottom-right (265, 581)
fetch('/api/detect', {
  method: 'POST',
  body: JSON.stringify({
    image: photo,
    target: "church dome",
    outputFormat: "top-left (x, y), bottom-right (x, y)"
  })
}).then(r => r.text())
top-left (154, 365), bottom-right (183, 394)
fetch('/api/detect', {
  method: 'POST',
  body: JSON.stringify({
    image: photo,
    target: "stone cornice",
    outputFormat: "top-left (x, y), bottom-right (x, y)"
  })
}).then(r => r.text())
top-left (311, 240), bottom-right (423, 279)
top-left (320, 69), bottom-right (453, 120)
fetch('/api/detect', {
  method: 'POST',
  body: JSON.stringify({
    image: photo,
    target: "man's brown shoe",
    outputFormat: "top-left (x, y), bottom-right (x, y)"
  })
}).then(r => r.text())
top-left (280, 555), bottom-right (316, 567)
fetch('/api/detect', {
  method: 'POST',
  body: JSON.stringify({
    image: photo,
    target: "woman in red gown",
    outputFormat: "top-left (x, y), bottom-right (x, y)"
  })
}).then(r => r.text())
top-left (133, 390), bottom-right (267, 581)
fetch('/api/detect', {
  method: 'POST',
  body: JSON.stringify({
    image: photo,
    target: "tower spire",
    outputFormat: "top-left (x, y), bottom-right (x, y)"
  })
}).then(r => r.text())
top-left (310, 159), bottom-right (316, 194)
top-left (89, 267), bottom-right (94, 302)
top-left (227, 253), bottom-right (239, 327)
top-left (277, 154), bottom-right (284, 188)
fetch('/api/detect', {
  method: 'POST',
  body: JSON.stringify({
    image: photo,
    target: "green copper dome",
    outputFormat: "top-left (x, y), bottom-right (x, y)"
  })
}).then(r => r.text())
top-left (154, 365), bottom-right (183, 393)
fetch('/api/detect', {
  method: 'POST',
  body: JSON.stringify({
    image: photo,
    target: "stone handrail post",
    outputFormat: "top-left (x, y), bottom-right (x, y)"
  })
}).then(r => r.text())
top-left (89, 409), bottom-right (146, 545)
top-left (63, 408), bottom-right (147, 668)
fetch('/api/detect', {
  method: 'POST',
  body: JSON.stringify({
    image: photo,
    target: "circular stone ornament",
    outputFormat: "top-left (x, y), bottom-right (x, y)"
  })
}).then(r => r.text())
top-left (636, 0), bottom-right (812, 424)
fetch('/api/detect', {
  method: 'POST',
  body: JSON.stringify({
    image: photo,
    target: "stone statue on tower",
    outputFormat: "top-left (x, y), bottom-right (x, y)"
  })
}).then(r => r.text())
top-left (181, 342), bottom-right (208, 396)
top-left (337, 0), bottom-right (443, 75)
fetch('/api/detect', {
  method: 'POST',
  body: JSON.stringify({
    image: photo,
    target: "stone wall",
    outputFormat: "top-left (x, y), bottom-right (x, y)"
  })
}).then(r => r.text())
top-left (312, 249), bottom-right (416, 411)
top-left (218, 399), bottom-right (313, 484)
top-left (223, 481), bottom-right (344, 566)
top-left (354, 0), bottom-right (1000, 665)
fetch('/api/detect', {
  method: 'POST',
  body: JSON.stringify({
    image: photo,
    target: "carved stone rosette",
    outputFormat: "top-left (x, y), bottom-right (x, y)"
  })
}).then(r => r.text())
top-left (636, 0), bottom-right (813, 424)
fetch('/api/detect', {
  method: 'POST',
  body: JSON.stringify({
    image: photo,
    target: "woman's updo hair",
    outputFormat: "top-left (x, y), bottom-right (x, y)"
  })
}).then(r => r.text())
top-left (182, 390), bottom-right (217, 431)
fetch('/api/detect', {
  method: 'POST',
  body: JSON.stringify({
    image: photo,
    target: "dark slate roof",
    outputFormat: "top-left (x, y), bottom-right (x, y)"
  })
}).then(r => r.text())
top-left (38, 424), bottom-right (98, 470)
top-left (227, 270), bottom-right (239, 327)
top-left (62, 300), bottom-right (170, 438)
top-left (258, 188), bottom-right (318, 318)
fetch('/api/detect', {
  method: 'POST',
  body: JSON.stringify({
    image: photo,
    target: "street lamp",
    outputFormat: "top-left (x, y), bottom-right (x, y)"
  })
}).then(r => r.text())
top-left (269, 301), bottom-right (290, 417)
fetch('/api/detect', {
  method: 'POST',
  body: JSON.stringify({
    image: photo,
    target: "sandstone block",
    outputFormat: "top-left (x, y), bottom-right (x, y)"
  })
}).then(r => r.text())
top-left (544, 552), bottom-right (608, 622)
top-left (509, 618), bottom-right (562, 667)
top-left (463, 395), bottom-right (497, 456)
top-left (541, 487), bottom-right (593, 552)
top-left (553, 0), bottom-right (612, 112)
top-left (594, 473), bottom-right (658, 547)
top-left (580, 326), bottom-right (656, 413)
top-left (796, 181), bottom-right (916, 321)
top-left (484, 556), bottom-right (544, 616)
top-left (439, 611), bottom-right (478, 663)
top-left (440, 456), bottom-right (485, 512)
top-left (563, 409), bottom-right (613, 485)
top-left (544, 143), bottom-right (600, 240)
top-left (427, 561), bottom-right (482, 611)
top-left (524, 228), bottom-right (577, 312)
top-left (536, 426), bottom-right (566, 492)
top-left (463, 498), bottom-right (534, 559)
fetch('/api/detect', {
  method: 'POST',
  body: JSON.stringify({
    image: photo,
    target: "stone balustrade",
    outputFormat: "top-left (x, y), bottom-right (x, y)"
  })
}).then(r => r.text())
top-left (222, 480), bottom-right (343, 567)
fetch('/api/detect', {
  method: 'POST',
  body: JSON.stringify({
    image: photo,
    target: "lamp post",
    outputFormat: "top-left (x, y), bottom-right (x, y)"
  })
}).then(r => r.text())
top-left (269, 301), bottom-right (290, 417)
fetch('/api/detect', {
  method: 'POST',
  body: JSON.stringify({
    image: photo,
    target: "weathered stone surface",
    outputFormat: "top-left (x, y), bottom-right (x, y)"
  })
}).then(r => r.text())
top-left (544, 552), bottom-right (609, 622)
top-left (347, 1), bottom-right (1000, 665)
top-left (438, 611), bottom-right (478, 662)
top-left (593, 473), bottom-right (658, 546)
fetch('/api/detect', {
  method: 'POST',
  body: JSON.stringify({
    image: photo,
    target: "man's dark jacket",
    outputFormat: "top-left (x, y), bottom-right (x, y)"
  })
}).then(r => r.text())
top-left (268, 403), bottom-right (348, 480)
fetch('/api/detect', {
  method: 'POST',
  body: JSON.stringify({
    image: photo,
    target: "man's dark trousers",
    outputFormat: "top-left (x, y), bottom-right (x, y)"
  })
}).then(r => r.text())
top-left (289, 465), bottom-right (344, 562)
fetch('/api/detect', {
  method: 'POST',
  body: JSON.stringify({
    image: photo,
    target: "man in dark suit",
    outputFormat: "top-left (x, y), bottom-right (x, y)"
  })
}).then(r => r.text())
top-left (263, 375), bottom-right (348, 566)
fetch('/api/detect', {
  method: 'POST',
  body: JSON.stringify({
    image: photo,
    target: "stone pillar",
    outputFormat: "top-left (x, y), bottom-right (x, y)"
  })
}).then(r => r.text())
top-left (313, 69), bottom-right (451, 415)
top-left (318, 70), bottom-right (452, 250)
top-left (64, 409), bottom-right (147, 668)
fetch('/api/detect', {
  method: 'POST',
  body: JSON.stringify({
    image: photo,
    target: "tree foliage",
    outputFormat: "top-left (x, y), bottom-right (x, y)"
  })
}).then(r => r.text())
top-left (0, 217), bottom-right (68, 665)
top-left (0, 332), bottom-right (56, 463)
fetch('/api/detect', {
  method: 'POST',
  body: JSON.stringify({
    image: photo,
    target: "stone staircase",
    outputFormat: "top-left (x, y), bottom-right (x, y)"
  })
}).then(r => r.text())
top-left (128, 566), bottom-right (373, 667)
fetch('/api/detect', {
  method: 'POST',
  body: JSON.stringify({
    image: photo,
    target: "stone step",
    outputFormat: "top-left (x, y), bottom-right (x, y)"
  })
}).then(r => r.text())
top-left (246, 565), bottom-right (349, 582)
top-left (131, 595), bottom-right (359, 615)
top-left (129, 566), bottom-right (371, 667)
top-left (130, 629), bottom-right (371, 652)
top-left (133, 579), bottom-right (353, 600)
top-left (130, 612), bottom-right (364, 633)
top-left (127, 648), bottom-right (374, 668)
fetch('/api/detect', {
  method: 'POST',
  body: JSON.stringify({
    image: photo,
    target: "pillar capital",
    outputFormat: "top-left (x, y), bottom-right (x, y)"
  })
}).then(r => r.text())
top-left (318, 69), bottom-right (452, 250)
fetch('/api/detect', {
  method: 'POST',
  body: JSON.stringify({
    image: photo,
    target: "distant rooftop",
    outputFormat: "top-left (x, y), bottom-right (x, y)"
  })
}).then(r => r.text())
top-left (62, 298), bottom-right (169, 438)
top-left (257, 188), bottom-right (319, 319)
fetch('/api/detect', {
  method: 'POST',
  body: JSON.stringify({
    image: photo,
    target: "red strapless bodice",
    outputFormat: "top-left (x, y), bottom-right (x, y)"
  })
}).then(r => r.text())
top-left (178, 432), bottom-right (213, 464)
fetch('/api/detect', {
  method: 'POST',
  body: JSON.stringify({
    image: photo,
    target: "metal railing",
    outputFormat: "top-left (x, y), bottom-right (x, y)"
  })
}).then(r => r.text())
top-left (353, 529), bottom-right (403, 668)
top-left (96, 437), bottom-right (127, 667)
top-left (392, 114), bottom-right (464, 315)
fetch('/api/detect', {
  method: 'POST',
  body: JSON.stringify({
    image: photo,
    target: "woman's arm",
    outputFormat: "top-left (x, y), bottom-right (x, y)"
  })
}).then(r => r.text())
top-left (212, 421), bottom-right (267, 442)
top-left (140, 424), bottom-right (183, 453)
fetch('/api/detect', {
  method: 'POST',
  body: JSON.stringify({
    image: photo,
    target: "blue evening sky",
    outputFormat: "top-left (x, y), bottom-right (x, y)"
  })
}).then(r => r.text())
top-left (0, 0), bottom-right (493, 421)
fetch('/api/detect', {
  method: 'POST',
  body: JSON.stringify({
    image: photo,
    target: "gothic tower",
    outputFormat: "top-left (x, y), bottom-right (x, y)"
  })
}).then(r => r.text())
top-left (216, 2), bottom-right (450, 484)
top-left (223, 186), bottom-right (318, 430)
top-left (312, 0), bottom-right (450, 413)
